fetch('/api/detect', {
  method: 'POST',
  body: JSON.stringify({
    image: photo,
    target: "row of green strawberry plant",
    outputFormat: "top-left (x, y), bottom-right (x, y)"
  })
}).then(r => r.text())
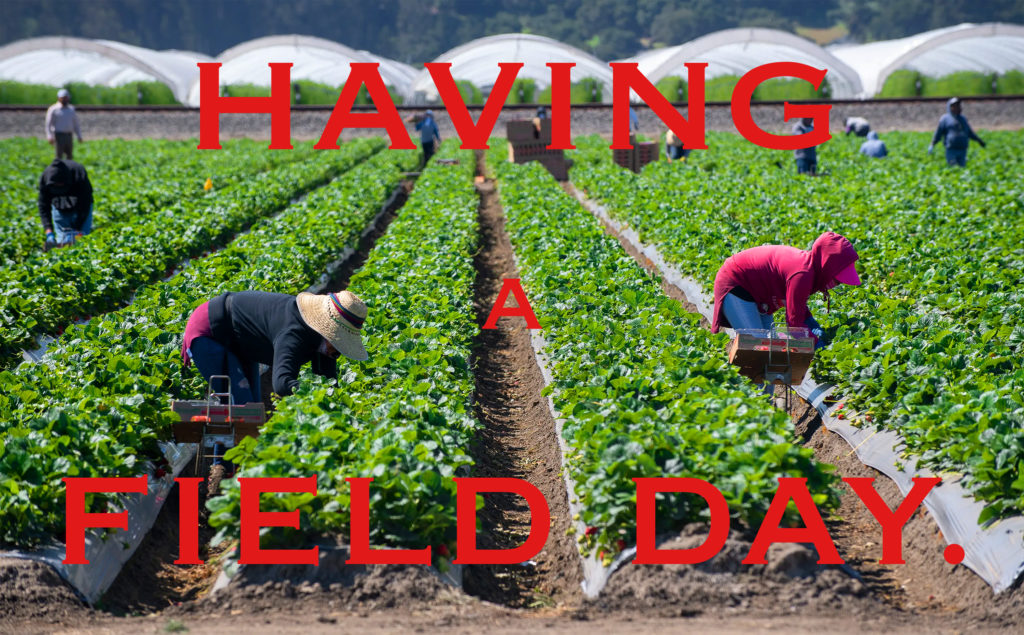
top-left (0, 138), bottom-right (211, 239)
top-left (0, 146), bottom-right (416, 546)
top-left (206, 144), bottom-right (480, 566)
top-left (0, 138), bottom-right (314, 266)
top-left (489, 152), bottom-right (837, 563)
top-left (569, 130), bottom-right (1024, 521)
top-left (0, 139), bottom-right (382, 369)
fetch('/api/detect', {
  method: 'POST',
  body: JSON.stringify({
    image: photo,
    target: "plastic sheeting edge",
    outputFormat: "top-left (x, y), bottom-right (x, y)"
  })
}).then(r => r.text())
top-left (0, 441), bottom-right (197, 605)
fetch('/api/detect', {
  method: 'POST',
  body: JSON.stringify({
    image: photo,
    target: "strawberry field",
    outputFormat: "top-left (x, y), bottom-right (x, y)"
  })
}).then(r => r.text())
top-left (570, 131), bottom-right (1024, 521)
top-left (1, 131), bottom-right (1023, 631)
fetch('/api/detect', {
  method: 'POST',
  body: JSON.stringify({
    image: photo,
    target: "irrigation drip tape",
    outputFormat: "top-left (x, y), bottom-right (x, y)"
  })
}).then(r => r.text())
top-left (572, 188), bottom-right (1024, 595)
top-left (0, 441), bottom-right (196, 605)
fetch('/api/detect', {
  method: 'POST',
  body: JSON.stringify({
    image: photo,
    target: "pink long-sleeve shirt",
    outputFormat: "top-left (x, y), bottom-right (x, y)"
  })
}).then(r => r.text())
top-left (711, 232), bottom-right (858, 333)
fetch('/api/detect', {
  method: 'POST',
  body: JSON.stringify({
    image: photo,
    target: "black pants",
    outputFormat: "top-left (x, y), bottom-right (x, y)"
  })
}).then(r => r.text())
top-left (422, 140), bottom-right (435, 165)
top-left (187, 336), bottom-right (261, 404)
top-left (55, 132), bottom-right (73, 159)
top-left (667, 145), bottom-right (688, 160)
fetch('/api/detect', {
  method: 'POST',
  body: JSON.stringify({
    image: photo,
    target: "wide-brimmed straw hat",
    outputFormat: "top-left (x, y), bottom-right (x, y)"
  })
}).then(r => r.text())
top-left (296, 291), bottom-right (368, 361)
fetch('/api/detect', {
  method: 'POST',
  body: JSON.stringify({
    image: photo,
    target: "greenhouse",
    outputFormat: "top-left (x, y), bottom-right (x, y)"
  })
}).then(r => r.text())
top-left (0, 23), bottom-right (1022, 105)
top-left (0, 36), bottom-right (209, 104)
top-left (621, 28), bottom-right (863, 100)
top-left (407, 33), bottom-right (614, 103)
top-left (829, 23), bottom-right (1024, 97)
top-left (186, 34), bottom-right (418, 106)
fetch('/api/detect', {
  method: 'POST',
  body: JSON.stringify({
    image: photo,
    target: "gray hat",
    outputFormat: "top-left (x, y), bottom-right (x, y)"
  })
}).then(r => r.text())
top-left (57, 88), bottom-right (70, 98)
top-left (947, 96), bottom-right (961, 106)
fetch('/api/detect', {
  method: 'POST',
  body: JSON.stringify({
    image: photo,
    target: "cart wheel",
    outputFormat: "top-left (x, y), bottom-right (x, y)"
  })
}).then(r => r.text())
top-left (207, 464), bottom-right (226, 498)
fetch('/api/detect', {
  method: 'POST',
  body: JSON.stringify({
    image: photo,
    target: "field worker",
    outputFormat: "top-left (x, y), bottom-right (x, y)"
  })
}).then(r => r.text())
top-left (665, 129), bottom-right (689, 162)
top-left (711, 231), bottom-right (861, 352)
top-left (181, 290), bottom-right (368, 403)
top-left (629, 106), bottom-right (640, 134)
top-left (928, 97), bottom-right (986, 167)
top-left (532, 106), bottom-right (547, 135)
top-left (38, 158), bottom-right (93, 248)
top-left (45, 89), bottom-right (83, 159)
top-left (844, 116), bottom-right (870, 137)
top-left (792, 117), bottom-right (818, 175)
top-left (859, 131), bottom-right (888, 158)
top-left (413, 109), bottom-right (441, 164)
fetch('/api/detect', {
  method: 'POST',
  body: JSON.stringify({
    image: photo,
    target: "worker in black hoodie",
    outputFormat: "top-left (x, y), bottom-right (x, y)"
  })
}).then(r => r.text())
top-left (38, 158), bottom-right (93, 248)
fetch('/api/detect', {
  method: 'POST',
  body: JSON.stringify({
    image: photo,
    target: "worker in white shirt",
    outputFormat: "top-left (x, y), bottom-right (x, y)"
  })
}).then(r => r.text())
top-left (45, 89), bottom-right (83, 159)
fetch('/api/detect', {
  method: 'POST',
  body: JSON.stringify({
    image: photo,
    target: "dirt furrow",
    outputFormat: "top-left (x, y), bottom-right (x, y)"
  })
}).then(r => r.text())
top-left (462, 151), bottom-right (583, 609)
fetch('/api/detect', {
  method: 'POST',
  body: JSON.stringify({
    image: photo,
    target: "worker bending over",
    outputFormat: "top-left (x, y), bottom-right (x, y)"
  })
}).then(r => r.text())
top-left (711, 231), bottom-right (862, 351)
top-left (181, 290), bottom-right (368, 403)
top-left (665, 129), bottom-right (689, 162)
top-left (845, 117), bottom-right (870, 137)
top-left (859, 131), bottom-right (888, 158)
top-left (38, 158), bottom-right (93, 249)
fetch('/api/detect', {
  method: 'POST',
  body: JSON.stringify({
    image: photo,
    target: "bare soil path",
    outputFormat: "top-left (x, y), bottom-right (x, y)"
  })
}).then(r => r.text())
top-left (462, 151), bottom-right (584, 608)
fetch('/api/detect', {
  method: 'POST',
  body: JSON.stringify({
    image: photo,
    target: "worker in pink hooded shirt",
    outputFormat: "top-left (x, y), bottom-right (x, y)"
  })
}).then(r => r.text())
top-left (711, 231), bottom-right (861, 349)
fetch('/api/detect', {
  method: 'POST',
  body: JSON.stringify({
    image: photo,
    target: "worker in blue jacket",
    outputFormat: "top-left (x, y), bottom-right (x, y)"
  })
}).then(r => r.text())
top-left (407, 110), bottom-right (441, 165)
top-left (928, 97), bottom-right (985, 167)
top-left (859, 131), bottom-right (888, 158)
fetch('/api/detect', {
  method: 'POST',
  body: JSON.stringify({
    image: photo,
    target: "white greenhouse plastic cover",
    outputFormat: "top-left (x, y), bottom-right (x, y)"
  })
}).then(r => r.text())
top-left (620, 28), bottom-right (864, 99)
top-left (408, 33), bottom-right (614, 103)
top-left (186, 35), bottom-right (417, 106)
top-left (830, 23), bottom-right (1024, 97)
top-left (0, 36), bottom-right (211, 104)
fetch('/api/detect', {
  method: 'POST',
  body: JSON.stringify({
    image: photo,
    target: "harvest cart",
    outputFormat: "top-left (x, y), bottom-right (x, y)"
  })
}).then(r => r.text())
top-left (170, 375), bottom-right (266, 494)
top-left (727, 327), bottom-right (815, 411)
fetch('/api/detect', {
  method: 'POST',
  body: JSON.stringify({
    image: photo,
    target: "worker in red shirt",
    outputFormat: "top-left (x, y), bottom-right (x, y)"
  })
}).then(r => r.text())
top-left (711, 231), bottom-right (861, 350)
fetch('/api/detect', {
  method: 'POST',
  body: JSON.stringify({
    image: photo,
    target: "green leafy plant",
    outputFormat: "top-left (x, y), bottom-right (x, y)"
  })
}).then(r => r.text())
top-left (655, 76), bottom-right (687, 103)
top-left (878, 70), bottom-right (922, 98)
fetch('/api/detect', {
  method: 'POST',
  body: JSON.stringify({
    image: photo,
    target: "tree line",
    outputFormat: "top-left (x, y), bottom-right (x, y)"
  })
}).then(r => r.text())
top-left (2, 0), bottom-right (1021, 63)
